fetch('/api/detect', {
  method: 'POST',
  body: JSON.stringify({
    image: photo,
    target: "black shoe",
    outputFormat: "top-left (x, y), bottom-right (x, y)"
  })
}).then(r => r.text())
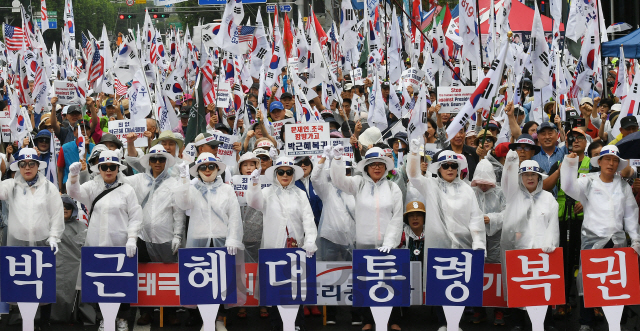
top-left (351, 313), bottom-right (363, 326)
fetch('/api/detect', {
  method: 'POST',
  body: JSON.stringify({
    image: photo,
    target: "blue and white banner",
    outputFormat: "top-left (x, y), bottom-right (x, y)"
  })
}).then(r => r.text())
top-left (259, 248), bottom-right (317, 305)
top-left (81, 247), bottom-right (138, 303)
top-left (352, 249), bottom-right (411, 307)
top-left (425, 248), bottom-right (485, 307)
top-left (178, 248), bottom-right (237, 305)
top-left (1, 247), bottom-right (56, 303)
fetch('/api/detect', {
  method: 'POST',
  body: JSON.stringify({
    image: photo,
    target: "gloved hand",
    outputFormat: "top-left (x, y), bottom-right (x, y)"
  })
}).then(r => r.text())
top-left (631, 241), bottom-right (640, 255)
top-left (269, 147), bottom-right (278, 160)
top-left (171, 236), bottom-right (181, 254)
top-left (472, 241), bottom-right (486, 251)
top-left (322, 145), bottom-right (333, 159)
top-left (542, 247), bottom-right (556, 253)
top-left (506, 150), bottom-right (519, 163)
top-left (250, 169), bottom-right (261, 184)
top-left (305, 249), bottom-right (314, 258)
top-left (69, 162), bottom-right (82, 176)
top-left (378, 246), bottom-right (392, 254)
top-left (410, 139), bottom-right (421, 154)
top-left (47, 237), bottom-right (59, 255)
top-left (126, 238), bottom-right (137, 258)
top-left (333, 145), bottom-right (344, 159)
top-left (227, 246), bottom-right (237, 255)
top-left (178, 163), bottom-right (189, 178)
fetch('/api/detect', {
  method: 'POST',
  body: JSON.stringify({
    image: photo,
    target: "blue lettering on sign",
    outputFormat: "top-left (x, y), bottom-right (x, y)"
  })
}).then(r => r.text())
top-left (178, 248), bottom-right (237, 305)
top-left (1, 247), bottom-right (56, 303)
top-left (425, 248), bottom-right (485, 307)
top-left (352, 249), bottom-right (411, 307)
top-left (81, 247), bottom-right (138, 303)
top-left (259, 248), bottom-right (317, 306)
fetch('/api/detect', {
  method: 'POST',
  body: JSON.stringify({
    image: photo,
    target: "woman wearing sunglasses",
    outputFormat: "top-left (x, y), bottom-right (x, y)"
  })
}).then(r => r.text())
top-left (407, 139), bottom-right (486, 331)
top-left (0, 148), bottom-right (64, 250)
top-left (67, 150), bottom-right (143, 331)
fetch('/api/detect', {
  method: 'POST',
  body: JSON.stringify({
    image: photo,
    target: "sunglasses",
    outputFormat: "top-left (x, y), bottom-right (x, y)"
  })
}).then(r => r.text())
top-left (63, 204), bottom-right (75, 211)
top-left (18, 161), bottom-right (38, 169)
top-left (198, 164), bottom-right (218, 172)
top-left (150, 156), bottom-right (167, 164)
top-left (257, 155), bottom-right (270, 161)
top-left (441, 162), bottom-right (459, 170)
top-left (297, 160), bottom-right (312, 167)
top-left (100, 164), bottom-right (119, 172)
top-left (276, 169), bottom-right (294, 176)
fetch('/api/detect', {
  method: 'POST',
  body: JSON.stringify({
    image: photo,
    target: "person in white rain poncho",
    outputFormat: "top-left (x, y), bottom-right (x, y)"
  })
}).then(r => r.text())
top-left (469, 159), bottom-right (506, 326)
top-left (0, 148), bottom-right (64, 250)
top-left (175, 153), bottom-right (243, 251)
top-left (122, 144), bottom-right (185, 326)
top-left (66, 150), bottom-right (142, 331)
top-left (314, 146), bottom-right (356, 261)
top-left (247, 156), bottom-right (317, 254)
top-left (561, 146), bottom-right (640, 331)
top-left (500, 150), bottom-right (559, 330)
top-left (407, 139), bottom-right (486, 331)
top-left (330, 146), bottom-right (403, 251)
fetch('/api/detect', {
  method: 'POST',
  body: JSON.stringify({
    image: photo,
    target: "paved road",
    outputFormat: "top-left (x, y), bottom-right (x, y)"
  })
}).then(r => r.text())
top-left (2, 305), bottom-right (640, 331)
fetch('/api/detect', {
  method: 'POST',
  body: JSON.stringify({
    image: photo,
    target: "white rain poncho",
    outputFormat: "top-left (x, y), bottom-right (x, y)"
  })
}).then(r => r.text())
top-left (330, 159), bottom-right (404, 249)
top-left (0, 173), bottom-right (65, 246)
top-left (246, 171), bottom-right (318, 252)
top-left (500, 150), bottom-right (559, 252)
top-left (123, 170), bottom-right (186, 244)
top-left (175, 176), bottom-right (243, 249)
top-left (67, 173), bottom-right (143, 247)
top-left (471, 160), bottom-right (506, 263)
top-left (560, 156), bottom-right (640, 250)
top-left (311, 161), bottom-right (356, 255)
top-left (406, 153), bottom-right (486, 251)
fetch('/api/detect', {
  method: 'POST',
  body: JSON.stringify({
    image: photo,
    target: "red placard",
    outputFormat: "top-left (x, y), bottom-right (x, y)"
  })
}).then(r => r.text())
top-left (581, 247), bottom-right (640, 308)
top-left (243, 263), bottom-right (259, 306)
top-left (483, 263), bottom-right (508, 307)
top-left (505, 248), bottom-right (565, 307)
top-left (132, 263), bottom-right (180, 307)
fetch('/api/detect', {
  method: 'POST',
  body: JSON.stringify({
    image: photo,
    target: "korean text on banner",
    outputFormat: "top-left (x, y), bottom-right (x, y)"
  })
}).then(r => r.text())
top-left (272, 118), bottom-right (294, 144)
top-left (425, 248), bottom-right (485, 307)
top-left (178, 248), bottom-right (237, 305)
top-left (581, 247), bottom-right (640, 308)
top-left (1, 247), bottom-right (56, 303)
top-left (132, 263), bottom-right (180, 307)
top-left (259, 248), bottom-right (317, 306)
top-left (108, 119), bottom-right (148, 148)
top-left (0, 109), bottom-right (12, 142)
top-left (205, 131), bottom-right (238, 166)
top-left (81, 247), bottom-right (138, 303)
top-left (483, 263), bottom-right (508, 307)
top-left (505, 248), bottom-right (565, 307)
top-left (330, 138), bottom-right (353, 162)
top-left (284, 123), bottom-right (330, 157)
top-left (437, 86), bottom-right (476, 114)
top-left (401, 68), bottom-right (425, 91)
top-left (232, 175), bottom-right (250, 206)
top-left (53, 80), bottom-right (80, 105)
top-left (352, 249), bottom-right (411, 307)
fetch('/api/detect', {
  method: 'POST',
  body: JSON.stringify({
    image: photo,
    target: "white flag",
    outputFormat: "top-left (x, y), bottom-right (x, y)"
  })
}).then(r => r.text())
top-left (249, 8), bottom-right (270, 79)
top-left (612, 46), bottom-right (628, 101)
top-left (565, 0), bottom-right (596, 43)
top-left (367, 75), bottom-right (387, 131)
top-left (40, 0), bottom-right (49, 33)
top-left (388, 7), bottom-right (403, 84)
top-left (128, 69), bottom-right (152, 120)
top-left (530, 1), bottom-right (551, 89)
top-left (340, 0), bottom-right (358, 51)
top-left (459, 0), bottom-right (480, 64)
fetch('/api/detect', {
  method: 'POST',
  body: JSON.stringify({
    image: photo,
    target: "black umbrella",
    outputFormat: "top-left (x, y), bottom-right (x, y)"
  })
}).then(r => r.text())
top-left (615, 131), bottom-right (640, 159)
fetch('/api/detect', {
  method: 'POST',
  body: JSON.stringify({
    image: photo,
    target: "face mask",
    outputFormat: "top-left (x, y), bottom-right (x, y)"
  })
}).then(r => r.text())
top-left (199, 169), bottom-right (219, 182)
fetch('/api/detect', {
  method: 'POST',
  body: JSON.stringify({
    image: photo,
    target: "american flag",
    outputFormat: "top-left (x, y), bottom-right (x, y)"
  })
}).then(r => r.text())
top-left (114, 78), bottom-right (128, 96)
top-left (237, 26), bottom-right (256, 43)
top-left (81, 32), bottom-right (91, 61)
top-left (202, 57), bottom-right (216, 106)
top-left (3, 24), bottom-right (24, 51)
top-left (88, 41), bottom-right (104, 86)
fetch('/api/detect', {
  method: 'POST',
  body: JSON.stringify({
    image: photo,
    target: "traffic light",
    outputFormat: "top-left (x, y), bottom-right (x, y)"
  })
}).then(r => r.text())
top-left (119, 14), bottom-right (137, 19)
top-left (158, 13), bottom-right (170, 18)
top-left (148, 8), bottom-right (159, 13)
top-left (153, 14), bottom-right (158, 18)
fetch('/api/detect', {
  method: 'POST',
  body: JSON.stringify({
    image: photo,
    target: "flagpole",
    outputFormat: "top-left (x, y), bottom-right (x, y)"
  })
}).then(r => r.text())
top-left (476, 0), bottom-right (484, 66)
top-left (481, 32), bottom-right (511, 146)
top-left (595, 0), bottom-right (607, 98)
top-left (384, 0), bottom-right (389, 90)
top-left (388, 0), bottom-right (466, 86)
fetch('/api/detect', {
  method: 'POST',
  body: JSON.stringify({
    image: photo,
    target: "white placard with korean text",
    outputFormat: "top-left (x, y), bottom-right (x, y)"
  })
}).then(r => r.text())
top-left (284, 123), bottom-right (330, 157)
top-left (108, 119), bottom-right (148, 148)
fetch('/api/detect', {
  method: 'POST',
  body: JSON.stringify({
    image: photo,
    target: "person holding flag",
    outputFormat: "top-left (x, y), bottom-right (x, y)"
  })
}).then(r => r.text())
top-left (57, 119), bottom-right (94, 193)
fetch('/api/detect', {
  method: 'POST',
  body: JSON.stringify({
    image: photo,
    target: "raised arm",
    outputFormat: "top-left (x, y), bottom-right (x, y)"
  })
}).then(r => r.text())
top-left (407, 139), bottom-right (430, 197)
top-left (501, 150), bottom-right (521, 201)
top-left (66, 162), bottom-right (93, 207)
top-left (559, 153), bottom-right (588, 203)
top-left (246, 169), bottom-right (265, 211)
top-left (330, 146), bottom-right (361, 196)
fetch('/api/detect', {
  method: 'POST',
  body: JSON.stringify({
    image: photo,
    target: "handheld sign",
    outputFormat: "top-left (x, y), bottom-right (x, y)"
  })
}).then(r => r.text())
top-left (259, 248), bottom-right (317, 305)
top-left (1, 247), bottom-right (56, 303)
top-left (232, 175), bottom-right (250, 206)
top-left (108, 119), bottom-right (148, 148)
top-left (352, 249), bottom-right (411, 307)
top-left (483, 263), bottom-right (508, 307)
top-left (437, 86), bottom-right (476, 113)
top-left (179, 248), bottom-right (237, 305)
top-left (425, 248), bottom-right (485, 307)
top-left (284, 123), bottom-right (330, 157)
top-left (53, 80), bottom-right (80, 105)
top-left (505, 248), bottom-right (565, 307)
top-left (581, 247), bottom-right (640, 308)
top-left (132, 263), bottom-right (180, 307)
top-left (82, 247), bottom-right (138, 303)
